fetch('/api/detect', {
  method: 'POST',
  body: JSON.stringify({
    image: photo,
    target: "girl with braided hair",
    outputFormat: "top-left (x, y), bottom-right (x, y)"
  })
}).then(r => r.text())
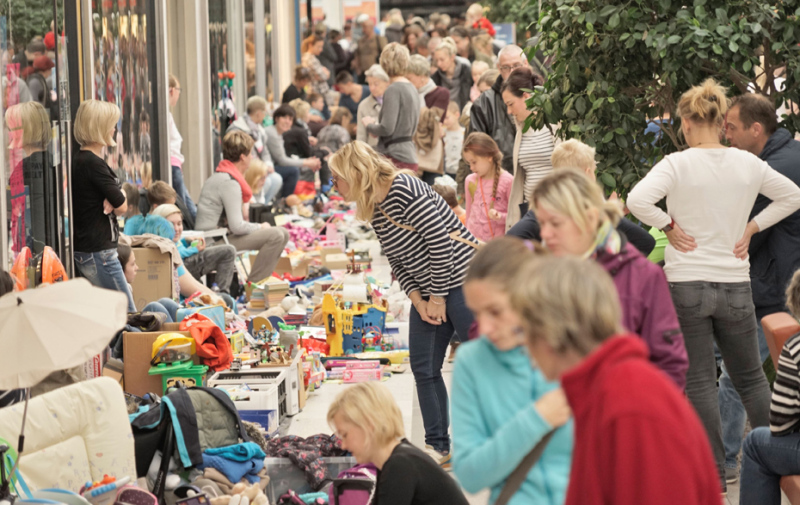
top-left (463, 132), bottom-right (513, 241)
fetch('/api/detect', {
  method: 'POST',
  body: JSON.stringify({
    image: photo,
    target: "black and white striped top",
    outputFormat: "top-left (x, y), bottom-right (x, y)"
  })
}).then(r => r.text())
top-left (519, 127), bottom-right (557, 202)
top-left (770, 332), bottom-right (800, 435)
top-left (373, 174), bottom-right (477, 298)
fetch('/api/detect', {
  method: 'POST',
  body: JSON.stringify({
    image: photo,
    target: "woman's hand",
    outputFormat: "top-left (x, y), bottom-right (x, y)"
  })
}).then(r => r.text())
top-left (734, 221), bottom-right (760, 260)
top-left (665, 223), bottom-right (697, 253)
top-left (425, 297), bottom-right (447, 325)
top-left (488, 209), bottom-right (501, 221)
top-left (102, 199), bottom-right (114, 215)
top-left (415, 300), bottom-right (443, 325)
top-left (309, 136), bottom-right (318, 146)
top-left (534, 388), bottom-right (572, 428)
top-left (362, 116), bottom-right (376, 127)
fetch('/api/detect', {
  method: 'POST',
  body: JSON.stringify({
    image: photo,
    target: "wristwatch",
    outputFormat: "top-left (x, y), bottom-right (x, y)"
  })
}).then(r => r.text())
top-left (661, 219), bottom-right (675, 233)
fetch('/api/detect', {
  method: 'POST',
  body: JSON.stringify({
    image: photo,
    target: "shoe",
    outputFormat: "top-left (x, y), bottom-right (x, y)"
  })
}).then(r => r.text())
top-left (424, 445), bottom-right (452, 470)
top-left (725, 466), bottom-right (738, 484)
top-left (448, 342), bottom-right (461, 363)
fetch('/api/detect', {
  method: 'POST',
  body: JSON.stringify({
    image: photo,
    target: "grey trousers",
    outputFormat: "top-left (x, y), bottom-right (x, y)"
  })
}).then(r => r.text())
top-left (227, 227), bottom-right (290, 282)
top-left (669, 280), bottom-right (771, 486)
top-left (184, 244), bottom-right (237, 293)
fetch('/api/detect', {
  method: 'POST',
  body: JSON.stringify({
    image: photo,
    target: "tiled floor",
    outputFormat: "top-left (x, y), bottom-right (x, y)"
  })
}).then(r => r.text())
top-left (283, 239), bottom-right (786, 505)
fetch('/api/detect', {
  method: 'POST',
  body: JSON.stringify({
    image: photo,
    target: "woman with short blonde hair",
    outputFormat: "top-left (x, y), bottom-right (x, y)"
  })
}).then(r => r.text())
top-left (329, 141), bottom-right (476, 466)
top-left (362, 43), bottom-right (421, 169)
top-left (532, 169), bottom-right (688, 387)
top-left (71, 99), bottom-right (133, 311)
top-left (328, 382), bottom-right (469, 505)
top-left (432, 37), bottom-right (473, 110)
top-left (510, 255), bottom-right (721, 505)
top-left (406, 54), bottom-right (451, 121)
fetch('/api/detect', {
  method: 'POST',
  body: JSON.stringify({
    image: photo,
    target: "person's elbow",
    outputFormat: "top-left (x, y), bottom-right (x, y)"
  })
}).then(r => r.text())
top-left (452, 460), bottom-right (485, 494)
top-left (113, 199), bottom-right (128, 216)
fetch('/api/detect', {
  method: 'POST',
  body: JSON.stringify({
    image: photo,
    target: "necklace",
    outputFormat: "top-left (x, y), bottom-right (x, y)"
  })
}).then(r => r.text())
top-left (694, 141), bottom-right (724, 147)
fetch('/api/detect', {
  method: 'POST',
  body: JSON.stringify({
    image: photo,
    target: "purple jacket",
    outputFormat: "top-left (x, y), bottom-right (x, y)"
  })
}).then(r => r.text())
top-left (596, 242), bottom-right (688, 390)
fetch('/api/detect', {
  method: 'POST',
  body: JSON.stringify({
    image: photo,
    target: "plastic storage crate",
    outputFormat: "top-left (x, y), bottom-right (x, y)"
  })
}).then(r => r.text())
top-left (209, 368), bottom-right (289, 421)
top-left (213, 383), bottom-right (280, 436)
top-left (264, 457), bottom-right (357, 504)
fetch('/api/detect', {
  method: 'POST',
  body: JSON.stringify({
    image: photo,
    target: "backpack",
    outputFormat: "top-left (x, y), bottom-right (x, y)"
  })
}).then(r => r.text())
top-left (328, 464), bottom-right (378, 505)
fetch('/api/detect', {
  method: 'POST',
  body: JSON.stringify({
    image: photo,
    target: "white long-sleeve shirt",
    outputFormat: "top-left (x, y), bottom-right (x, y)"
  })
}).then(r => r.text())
top-left (627, 147), bottom-right (800, 283)
top-left (167, 111), bottom-right (184, 167)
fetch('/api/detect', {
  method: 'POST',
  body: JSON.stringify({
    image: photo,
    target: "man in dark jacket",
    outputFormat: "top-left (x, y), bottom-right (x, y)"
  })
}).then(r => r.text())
top-left (719, 92), bottom-right (800, 483)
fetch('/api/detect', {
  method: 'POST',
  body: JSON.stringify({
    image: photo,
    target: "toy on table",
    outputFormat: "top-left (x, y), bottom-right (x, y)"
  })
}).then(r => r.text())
top-left (322, 272), bottom-right (388, 357)
top-left (148, 334), bottom-right (208, 393)
top-left (361, 327), bottom-right (394, 352)
top-left (303, 351), bottom-right (325, 390)
top-left (80, 475), bottom-right (131, 504)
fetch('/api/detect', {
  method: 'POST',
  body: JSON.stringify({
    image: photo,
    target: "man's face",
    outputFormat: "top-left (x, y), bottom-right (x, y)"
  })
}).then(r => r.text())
top-left (725, 105), bottom-right (760, 154)
top-left (498, 51), bottom-right (526, 81)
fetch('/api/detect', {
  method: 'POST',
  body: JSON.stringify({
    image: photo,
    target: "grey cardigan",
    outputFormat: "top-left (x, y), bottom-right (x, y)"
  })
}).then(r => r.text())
top-left (265, 124), bottom-right (304, 167)
top-left (366, 81), bottom-right (420, 164)
top-left (195, 172), bottom-right (261, 236)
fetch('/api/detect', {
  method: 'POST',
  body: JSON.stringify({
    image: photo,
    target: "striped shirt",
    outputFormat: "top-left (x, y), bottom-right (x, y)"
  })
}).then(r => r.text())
top-left (519, 127), bottom-right (557, 202)
top-left (373, 174), bottom-right (477, 298)
top-left (770, 332), bottom-right (800, 435)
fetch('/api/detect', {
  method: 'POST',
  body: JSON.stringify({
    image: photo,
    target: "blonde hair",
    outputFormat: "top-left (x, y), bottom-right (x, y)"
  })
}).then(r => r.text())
top-left (447, 100), bottom-right (461, 116)
top-left (471, 60), bottom-right (490, 77)
top-left (246, 95), bottom-right (268, 115)
top-left (6, 102), bottom-right (50, 151)
top-left (407, 54), bottom-right (431, 77)
top-left (365, 64), bottom-right (390, 82)
top-left (477, 69), bottom-right (500, 89)
top-left (531, 169), bottom-right (622, 233)
top-left (786, 269), bottom-right (800, 319)
top-left (169, 74), bottom-right (179, 89)
top-left (327, 382), bottom-right (404, 448)
top-left (222, 130), bottom-right (255, 162)
top-left (467, 3), bottom-right (485, 18)
top-left (677, 78), bottom-right (729, 127)
top-left (74, 100), bottom-right (120, 147)
top-left (245, 159), bottom-right (269, 191)
top-left (473, 33), bottom-right (493, 52)
top-left (329, 141), bottom-right (415, 222)
top-left (151, 203), bottom-right (182, 220)
top-left (511, 256), bottom-right (622, 355)
top-left (551, 139), bottom-right (596, 172)
top-left (289, 98), bottom-right (311, 120)
top-left (380, 42), bottom-right (410, 78)
top-left (434, 37), bottom-right (458, 58)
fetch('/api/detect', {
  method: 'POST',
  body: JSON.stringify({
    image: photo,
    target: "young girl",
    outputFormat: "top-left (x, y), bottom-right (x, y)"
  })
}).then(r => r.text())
top-left (452, 237), bottom-right (572, 505)
top-left (328, 382), bottom-right (469, 505)
top-left (463, 132), bottom-right (513, 241)
top-left (117, 242), bottom-right (180, 321)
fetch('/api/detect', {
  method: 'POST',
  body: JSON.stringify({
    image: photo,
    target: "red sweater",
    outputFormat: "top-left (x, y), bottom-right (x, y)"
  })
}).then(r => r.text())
top-left (561, 335), bottom-right (720, 505)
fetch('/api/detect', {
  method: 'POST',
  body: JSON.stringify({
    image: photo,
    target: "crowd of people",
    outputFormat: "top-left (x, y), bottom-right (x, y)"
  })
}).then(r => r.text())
top-left (5, 4), bottom-right (800, 505)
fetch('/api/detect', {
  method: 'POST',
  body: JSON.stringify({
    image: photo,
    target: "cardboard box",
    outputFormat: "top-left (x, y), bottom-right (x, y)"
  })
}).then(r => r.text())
top-left (320, 247), bottom-right (348, 270)
top-left (131, 248), bottom-right (173, 311)
top-left (275, 256), bottom-right (312, 278)
top-left (103, 358), bottom-right (124, 388)
top-left (123, 329), bottom-right (193, 397)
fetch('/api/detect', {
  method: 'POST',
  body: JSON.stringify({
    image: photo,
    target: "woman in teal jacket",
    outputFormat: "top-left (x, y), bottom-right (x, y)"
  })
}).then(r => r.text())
top-left (453, 237), bottom-right (573, 505)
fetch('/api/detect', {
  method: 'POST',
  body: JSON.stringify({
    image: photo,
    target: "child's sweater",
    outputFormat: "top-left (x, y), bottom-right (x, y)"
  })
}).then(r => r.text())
top-left (465, 171), bottom-right (514, 242)
top-left (176, 238), bottom-right (199, 260)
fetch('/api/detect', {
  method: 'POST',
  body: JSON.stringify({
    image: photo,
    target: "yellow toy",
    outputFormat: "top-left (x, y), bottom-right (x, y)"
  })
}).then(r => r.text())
top-left (322, 293), bottom-right (388, 357)
top-left (151, 334), bottom-right (195, 365)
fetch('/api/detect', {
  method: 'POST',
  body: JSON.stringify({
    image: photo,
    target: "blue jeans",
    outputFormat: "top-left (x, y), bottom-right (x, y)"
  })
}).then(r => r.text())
top-left (409, 286), bottom-right (474, 453)
top-left (143, 298), bottom-right (180, 322)
top-left (74, 249), bottom-right (136, 313)
top-left (740, 427), bottom-right (800, 505)
top-left (669, 281), bottom-right (772, 488)
top-left (718, 320), bottom-right (771, 470)
top-left (262, 172), bottom-right (284, 205)
top-left (172, 165), bottom-right (197, 220)
top-left (274, 165), bottom-right (300, 198)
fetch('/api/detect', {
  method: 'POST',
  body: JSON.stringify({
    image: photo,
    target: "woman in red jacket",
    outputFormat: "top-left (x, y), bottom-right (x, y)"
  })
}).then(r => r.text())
top-left (510, 255), bottom-right (721, 505)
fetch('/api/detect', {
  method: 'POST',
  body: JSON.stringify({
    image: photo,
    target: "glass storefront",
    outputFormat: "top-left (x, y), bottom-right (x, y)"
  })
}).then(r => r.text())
top-left (1, 0), bottom-right (72, 271)
top-left (91, 0), bottom-right (153, 187)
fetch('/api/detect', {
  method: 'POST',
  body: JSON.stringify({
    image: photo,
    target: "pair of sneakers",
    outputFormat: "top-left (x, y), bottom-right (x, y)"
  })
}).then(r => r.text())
top-left (424, 445), bottom-right (452, 470)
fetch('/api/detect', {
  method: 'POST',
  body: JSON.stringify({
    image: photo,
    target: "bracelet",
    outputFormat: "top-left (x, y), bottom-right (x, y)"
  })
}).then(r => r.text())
top-left (430, 298), bottom-right (446, 306)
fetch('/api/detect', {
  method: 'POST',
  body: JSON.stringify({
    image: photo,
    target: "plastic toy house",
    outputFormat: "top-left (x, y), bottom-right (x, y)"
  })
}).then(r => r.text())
top-left (322, 293), bottom-right (388, 357)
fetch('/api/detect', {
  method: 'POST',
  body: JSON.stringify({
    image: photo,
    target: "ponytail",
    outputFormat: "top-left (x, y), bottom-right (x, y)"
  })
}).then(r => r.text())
top-left (677, 78), bottom-right (729, 126)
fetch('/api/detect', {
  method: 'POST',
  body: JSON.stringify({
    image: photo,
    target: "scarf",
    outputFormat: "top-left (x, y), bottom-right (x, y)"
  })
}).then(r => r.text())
top-left (583, 220), bottom-right (622, 260)
top-left (216, 159), bottom-right (253, 203)
top-left (418, 78), bottom-right (436, 100)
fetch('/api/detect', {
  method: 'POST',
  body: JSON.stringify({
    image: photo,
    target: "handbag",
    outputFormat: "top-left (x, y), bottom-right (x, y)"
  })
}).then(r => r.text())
top-left (417, 138), bottom-right (444, 175)
top-left (494, 430), bottom-right (556, 505)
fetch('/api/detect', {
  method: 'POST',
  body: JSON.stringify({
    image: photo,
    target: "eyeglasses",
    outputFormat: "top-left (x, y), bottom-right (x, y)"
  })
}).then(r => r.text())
top-left (498, 63), bottom-right (525, 73)
top-left (331, 173), bottom-right (340, 186)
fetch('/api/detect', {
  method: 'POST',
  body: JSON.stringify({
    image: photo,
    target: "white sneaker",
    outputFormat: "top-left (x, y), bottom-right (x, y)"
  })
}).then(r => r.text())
top-left (424, 444), bottom-right (452, 470)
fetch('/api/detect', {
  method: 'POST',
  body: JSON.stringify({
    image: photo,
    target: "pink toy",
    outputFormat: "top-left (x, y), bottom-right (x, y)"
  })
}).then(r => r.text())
top-left (343, 368), bottom-right (382, 383)
top-left (345, 360), bottom-right (381, 370)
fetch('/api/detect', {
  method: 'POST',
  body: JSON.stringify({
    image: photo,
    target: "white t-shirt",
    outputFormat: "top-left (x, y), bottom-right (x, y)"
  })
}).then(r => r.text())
top-left (167, 111), bottom-right (184, 166)
top-left (518, 127), bottom-right (557, 201)
top-left (627, 147), bottom-right (800, 283)
top-left (444, 127), bottom-right (465, 175)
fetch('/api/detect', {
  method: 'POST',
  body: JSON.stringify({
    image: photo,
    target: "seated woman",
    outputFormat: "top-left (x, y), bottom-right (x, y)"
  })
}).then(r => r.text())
top-left (740, 269), bottom-right (800, 505)
top-left (245, 158), bottom-right (282, 208)
top-left (317, 107), bottom-right (352, 155)
top-left (511, 256), bottom-right (721, 504)
top-left (265, 105), bottom-right (321, 198)
top-left (452, 237), bottom-right (572, 505)
top-left (117, 243), bottom-right (180, 322)
top-left (151, 204), bottom-right (237, 295)
top-left (328, 382), bottom-right (470, 505)
top-left (196, 130), bottom-right (290, 283)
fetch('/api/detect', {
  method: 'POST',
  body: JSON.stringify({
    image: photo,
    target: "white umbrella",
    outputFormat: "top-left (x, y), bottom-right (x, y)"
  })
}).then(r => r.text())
top-left (0, 278), bottom-right (128, 500)
top-left (0, 278), bottom-right (128, 389)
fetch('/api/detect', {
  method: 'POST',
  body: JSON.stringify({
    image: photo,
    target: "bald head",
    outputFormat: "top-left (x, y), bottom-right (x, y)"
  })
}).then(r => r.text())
top-left (497, 45), bottom-right (527, 80)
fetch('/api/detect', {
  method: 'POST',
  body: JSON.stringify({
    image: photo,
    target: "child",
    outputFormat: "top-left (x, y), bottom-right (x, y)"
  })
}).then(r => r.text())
top-left (432, 184), bottom-right (466, 225)
top-left (469, 61), bottom-right (490, 102)
top-left (117, 242), bottom-right (179, 321)
top-left (151, 204), bottom-right (237, 294)
top-left (442, 101), bottom-right (465, 177)
top-left (463, 132), bottom-right (513, 242)
top-left (308, 92), bottom-right (326, 121)
top-left (328, 382), bottom-right (470, 505)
